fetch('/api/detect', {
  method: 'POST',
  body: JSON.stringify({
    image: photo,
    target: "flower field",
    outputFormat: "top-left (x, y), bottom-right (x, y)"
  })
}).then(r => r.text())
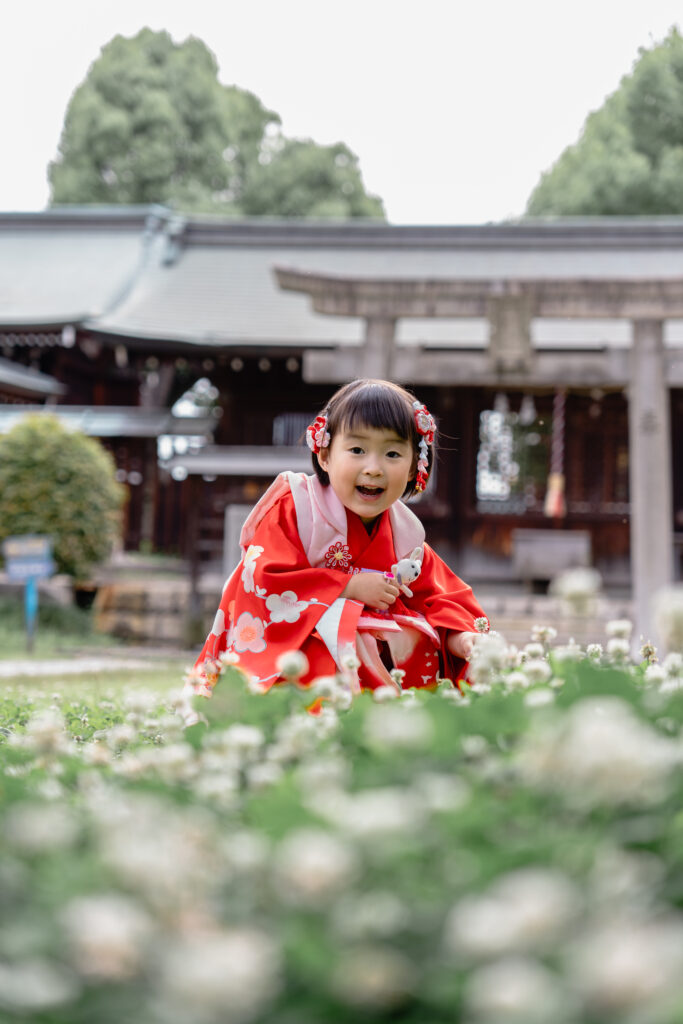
top-left (1, 619), bottom-right (683, 1023)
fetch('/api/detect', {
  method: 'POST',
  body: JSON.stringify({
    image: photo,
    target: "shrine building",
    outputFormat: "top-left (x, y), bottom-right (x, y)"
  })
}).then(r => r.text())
top-left (1, 206), bottom-right (681, 639)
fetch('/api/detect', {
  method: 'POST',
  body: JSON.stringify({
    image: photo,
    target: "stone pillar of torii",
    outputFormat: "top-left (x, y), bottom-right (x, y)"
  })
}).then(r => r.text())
top-left (275, 268), bottom-right (681, 646)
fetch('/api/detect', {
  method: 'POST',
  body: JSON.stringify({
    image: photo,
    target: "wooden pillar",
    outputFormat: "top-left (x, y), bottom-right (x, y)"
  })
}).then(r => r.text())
top-left (362, 317), bottom-right (396, 379)
top-left (629, 320), bottom-right (673, 645)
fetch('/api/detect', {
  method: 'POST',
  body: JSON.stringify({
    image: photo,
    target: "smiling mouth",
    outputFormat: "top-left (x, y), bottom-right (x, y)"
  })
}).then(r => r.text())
top-left (357, 485), bottom-right (384, 497)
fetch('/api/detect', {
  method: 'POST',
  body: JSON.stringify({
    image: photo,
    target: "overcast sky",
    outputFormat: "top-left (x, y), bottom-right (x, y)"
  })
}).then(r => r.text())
top-left (2, 0), bottom-right (681, 224)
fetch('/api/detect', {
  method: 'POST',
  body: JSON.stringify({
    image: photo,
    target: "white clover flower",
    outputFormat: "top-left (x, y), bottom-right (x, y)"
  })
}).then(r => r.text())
top-left (524, 689), bottom-right (555, 708)
top-left (0, 958), bottom-right (79, 1013)
top-left (586, 643), bottom-right (603, 661)
top-left (606, 618), bottom-right (633, 639)
top-left (5, 802), bottom-right (78, 854)
top-left (123, 690), bottom-right (159, 717)
top-left (220, 830), bottom-right (271, 876)
top-left (652, 584), bottom-right (683, 652)
top-left (219, 649), bottom-right (241, 668)
top-left (157, 928), bottom-right (281, 1023)
top-left (468, 631), bottom-right (508, 685)
top-left (308, 786), bottom-right (426, 840)
top-left (310, 674), bottom-right (353, 709)
top-left (275, 649), bottom-right (309, 680)
top-left (363, 704), bottom-right (434, 750)
top-left (105, 723), bottom-right (137, 751)
top-left (523, 642), bottom-right (545, 661)
top-left (340, 644), bottom-right (361, 672)
top-left (606, 637), bottom-right (631, 662)
top-left (552, 638), bottom-right (584, 662)
top-left (505, 670), bottom-right (532, 691)
top-left (331, 891), bottom-right (411, 940)
top-left (660, 675), bottom-right (683, 694)
top-left (60, 894), bottom-right (154, 980)
top-left (273, 828), bottom-right (358, 907)
top-left (330, 946), bottom-right (417, 1011)
top-left (372, 684), bottom-right (401, 703)
top-left (530, 624), bottom-right (558, 646)
top-left (445, 867), bottom-right (579, 959)
top-left (193, 772), bottom-right (240, 809)
top-left (245, 761), bottom-right (284, 790)
top-left (662, 651), bottom-right (683, 678)
top-left (23, 708), bottom-right (69, 755)
top-left (461, 734), bottom-right (489, 759)
top-left (221, 724), bottom-right (264, 760)
top-left (644, 663), bottom-right (667, 686)
top-left (523, 659), bottom-right (552, 685)
top-left (413, 771), bottom-right (470, 813)
top-left (81, 741), bottom-right (112, 767)
top-left (568, 912), bottom-right (683, 1015)
top-left (464, 956), bottom-right (569, 1023)
top-left (639, 639), bottom-right (658, 664)
top-left (516, 697), bottom-right (680, 807)
top-left (551, 567), bottom-right (602, 616)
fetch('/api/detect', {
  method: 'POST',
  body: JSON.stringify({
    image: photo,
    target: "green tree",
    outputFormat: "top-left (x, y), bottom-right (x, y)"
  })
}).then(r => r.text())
top-left (49, 28), bottom-right (384, 218)
top-left (527, 28), bottom-right (683, 215)
top-left (0, 416), bottom-right (123, 580)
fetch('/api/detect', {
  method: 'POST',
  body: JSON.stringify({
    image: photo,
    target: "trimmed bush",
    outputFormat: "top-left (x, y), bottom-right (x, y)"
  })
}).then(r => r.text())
top-left (0, 414), bottom-right (123, 579)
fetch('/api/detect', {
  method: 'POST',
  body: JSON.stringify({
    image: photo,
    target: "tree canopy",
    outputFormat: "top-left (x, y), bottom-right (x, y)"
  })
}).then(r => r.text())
top-left (526, 28), bottom-right (683, 216)
top-left (49, 28), bottom-right (384, 219)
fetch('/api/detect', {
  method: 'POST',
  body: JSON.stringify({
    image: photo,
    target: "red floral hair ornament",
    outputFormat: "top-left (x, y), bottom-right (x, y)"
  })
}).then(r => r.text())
top-left (412, 401), bottom-right (436, 492)
top-left (306, 414), bottom-right (331, 455)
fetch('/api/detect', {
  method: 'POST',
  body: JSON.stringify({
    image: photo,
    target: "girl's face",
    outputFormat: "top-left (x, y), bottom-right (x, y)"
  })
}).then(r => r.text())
top-left (317, 425), bottom-right (414, 523)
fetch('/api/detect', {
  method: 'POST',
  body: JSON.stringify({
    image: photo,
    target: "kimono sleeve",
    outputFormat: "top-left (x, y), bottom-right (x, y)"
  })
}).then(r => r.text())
top-left (408, 542), bottom-right (489, 683)
top-left (192, 491), bottom-right (354, 681)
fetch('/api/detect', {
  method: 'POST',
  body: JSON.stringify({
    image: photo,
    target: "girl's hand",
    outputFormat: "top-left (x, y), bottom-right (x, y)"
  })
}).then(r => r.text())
top-left (342, 572), bottom-right (400, 611)
top-left (447, 630), bottom-right (478, 660)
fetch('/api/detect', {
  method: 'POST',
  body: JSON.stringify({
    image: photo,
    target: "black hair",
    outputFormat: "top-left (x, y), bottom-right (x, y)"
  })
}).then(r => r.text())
top-left (310, 378), bottom-right (435, 498)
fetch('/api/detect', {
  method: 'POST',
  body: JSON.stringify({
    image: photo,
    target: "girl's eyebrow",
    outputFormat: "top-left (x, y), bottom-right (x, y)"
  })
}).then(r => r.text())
top-left (345, 431), bottom-right (409, 445)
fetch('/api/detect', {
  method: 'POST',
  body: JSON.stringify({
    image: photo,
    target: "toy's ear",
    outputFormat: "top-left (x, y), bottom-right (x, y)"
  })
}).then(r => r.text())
top-left (410, 547), bottom-right (423, 562)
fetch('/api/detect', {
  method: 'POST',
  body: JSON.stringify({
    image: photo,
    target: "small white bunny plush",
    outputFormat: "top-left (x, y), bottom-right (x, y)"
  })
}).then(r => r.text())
top-left (391, 546), bottom-right (423, 598)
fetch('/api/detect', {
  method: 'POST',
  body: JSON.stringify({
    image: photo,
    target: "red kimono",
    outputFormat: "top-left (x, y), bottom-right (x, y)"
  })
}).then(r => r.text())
top-left (189, 472), bottom-right (487, 697)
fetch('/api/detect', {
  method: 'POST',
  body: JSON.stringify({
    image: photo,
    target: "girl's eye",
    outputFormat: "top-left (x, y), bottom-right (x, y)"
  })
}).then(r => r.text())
top-left (349, 447), bottom-right (364, 455)
top-left (387, 450), bottom-right (403, 459)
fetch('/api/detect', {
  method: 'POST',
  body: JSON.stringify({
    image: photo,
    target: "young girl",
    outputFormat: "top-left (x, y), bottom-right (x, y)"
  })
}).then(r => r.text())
top-left (189, 379), bottom-right (488, 699)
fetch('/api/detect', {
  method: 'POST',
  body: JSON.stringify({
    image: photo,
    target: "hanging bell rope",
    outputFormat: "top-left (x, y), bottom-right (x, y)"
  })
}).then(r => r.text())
top-left (544, 388), bottom-right (567, 518)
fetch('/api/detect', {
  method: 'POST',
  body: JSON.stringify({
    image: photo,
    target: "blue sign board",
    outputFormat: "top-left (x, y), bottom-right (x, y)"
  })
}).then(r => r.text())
top-left (3, 535), bottom-right (55, 581)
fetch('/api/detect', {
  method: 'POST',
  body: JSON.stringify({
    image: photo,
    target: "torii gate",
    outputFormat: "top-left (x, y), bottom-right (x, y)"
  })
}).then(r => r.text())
top-left (276, 268), bottom-right (682, 647)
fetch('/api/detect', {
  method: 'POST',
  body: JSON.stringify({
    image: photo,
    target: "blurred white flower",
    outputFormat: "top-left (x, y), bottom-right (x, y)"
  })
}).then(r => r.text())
top-left (505, 670), bottom-right (531, 691)
top-left (309, 786), bottom-right (426, 840)
top-left (60, 894), bottom-right (154, 980)
top-left (606, 637), bottom-right (631, 663)
top-left (517, 697), bottom-right (680, 807)
top-left (123, 689), bottom-right (159, 717)
top-left (363, 704), bottom-right (434, 750)
top-left (530, 624), bottom-right (558, 646)
top-left (445, 867), bottom-right (578, 959)
top-left (644, 663), bottom-right (666, 686)
top-left (464, 955), bottom-right (569, 1023)
top-left (413, 771), bottom-right (470, 813)
top-left (652, 584), bottom-right (683, 652)
top-left (639, 639), bottom-right (658, 664)
top-left (586, 643), bottom-right (603, 660)
top-left (605, 618), bottom-right (633, 639)
top-left (157, 928), bottom-right (281, 1024)
top-left (22, 708), bottom-right (70, 755)
top-left (220, 830), bottom-right (271, 877)
top-left (105, 723), bottom-right (137, 751)
top-left (295, 755), bottom-right (350, 792)
top-left (568, 912), bottom-right (683, 1015)
top-left (0, 958), bottom-right (79, 1013)
top-left (332, 891), bottom-right (411, 940)
top-left (340, 645), bottom-right (361, 672)
top-left (310, 674), bottom-right (353, 709)
top-left (5, 802), bottom-right (78, 854)
top-left (523, 659), bottom-right (552, 685)
top-left (330, 945), bottom-right (417, 1011)
top-left (524, 689), bottom-right (555, 708)
top-left (273, 828), bottom-right (358, 907)
top-left (523, 642), bottom-right (545, 661)
top-left (551, 566), bottom-right (602, 616)
top-left (372, 684), bottom-right (401, 702)
top-left (222, 724), bottom-right (264, 760)
top-left (468, 631), bottom-right (509, 685)
top-left (662, 651), bottom-right (683, 678)
top-left (245, 761), bottom-right (283, 790)
top-left (275, 649), bottom-right (309, 680)
top-left (193, 771), bottom-right (239, 809)
top-left (552, 638), bottom-right (584, 662)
